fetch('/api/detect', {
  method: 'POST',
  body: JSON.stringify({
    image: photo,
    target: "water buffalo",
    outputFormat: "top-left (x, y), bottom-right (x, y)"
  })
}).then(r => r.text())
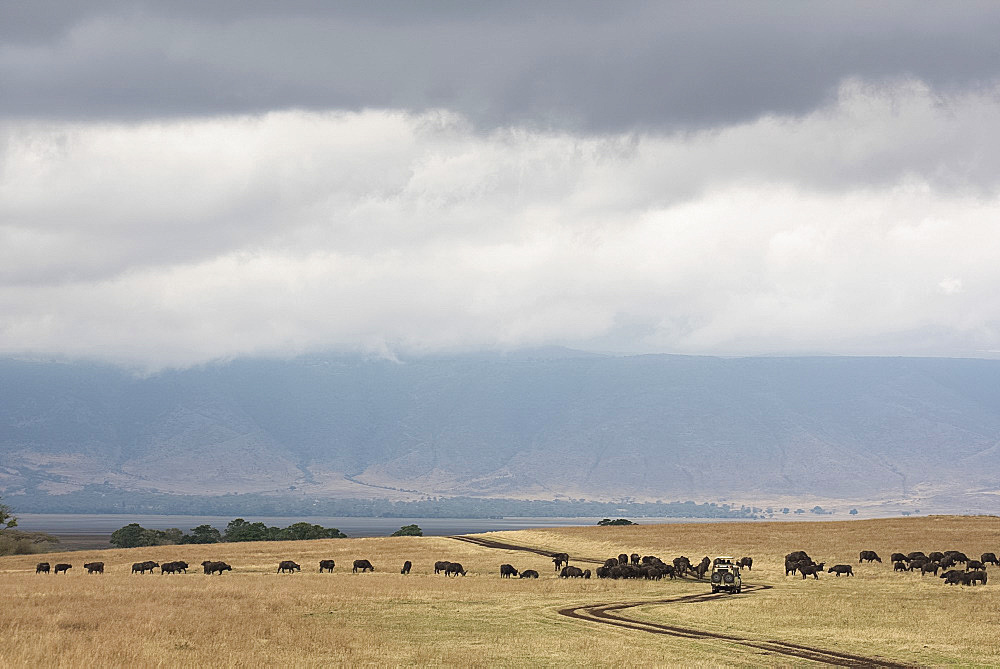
top-left (582, 569), bottom-right (591, 579)
top-left (967, 570), bottom-right (988, 586)
top-left (560, 565), bottom-right (584, 578)
top-left (981, 553), bottom-right (1000, 566)
top-left (945, 551), bottom-right (969, 564)
top-left (54, 563), bottom-right (72, 574)
top-left (319, 560), bottom-right (336, 573)
top-left (965, 560), bottom-right (985, 571)
top-left (928, 552), bottom-right (945, 562)
top-left (132, 561), bottom-right (158, 574)
top-left (499, 564), bottom-right (518, 578)
top-left (738, 557), bottom-right (753, 570)
top-left (401, 560), bottom-right (412, 575)
top-left (353, 559), bottom-right (374, 573)
top-left (890, 553), bottom-right (906, 564)
top-left (36, 562), bottom-right (50, 574)
top-left (693, 557), bottom-right (710, 579)
top-left (618, 553), bottom-right (629, 567)
top-left (798, 562), bottom-right (824, 579)
top-left (941, 570), bottom-right (964, 584)
top-left (893, 561), bottom-right (908, 572)
top-left (519, 569), bottom-right (539, 578)
top-left (445, 562), bottom-right (466, 577)
top-left (906, 551), bottom-right (927, 562)
top-left (277, 560), bottom-right (301, 573)
top-left (786, 551), bottom-right (811, 563)
top-left (907, 558), bottom-right (929, 572)
top-left (858, 551), bottom-right (881, 563)
top-left (828, 564), bottom-right (854, 577)
top-left (202, 561), bottom-right (231, 575)
top-left (161, 561), bottom-right (188, 574)
top-left (921, 561), bottom-right (941, 576)
top-left (674, 556), bottom-right (692, 575)
top-left (84, 561), bottom-right (104, 574)
top-left (630, 553), bottom-right (640, 566)
top-left (434, 560), bottom-right (451, 574)
top-left (552, 553), bottom-right (569, 571)
top-left (603, 558), bottom-right (619, 568)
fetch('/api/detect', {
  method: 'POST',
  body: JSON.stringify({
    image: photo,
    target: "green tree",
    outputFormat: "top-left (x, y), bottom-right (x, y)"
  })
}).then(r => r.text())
top-left (391, 524), bottom-right (423, 537)
top-left (183, 524), bottom-right (222, 544)
top-left (224, 518), bottom-right (269, 542)
top-left (597, 518), bottom-right (635, 526)
top-left (0, 496), bottom-right (16, 529)
top-left (110, 523), bottom-right (147, 548)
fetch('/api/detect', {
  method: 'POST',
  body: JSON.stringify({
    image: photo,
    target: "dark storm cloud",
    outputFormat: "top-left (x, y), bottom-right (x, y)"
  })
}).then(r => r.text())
top-left (2, 1), bottom-right (999, 130)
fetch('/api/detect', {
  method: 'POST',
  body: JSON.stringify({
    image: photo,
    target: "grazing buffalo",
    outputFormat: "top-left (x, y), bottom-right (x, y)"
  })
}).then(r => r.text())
top-left (798, 562), bottom-right (824, 579)
top-left (353, 559), bottom-right (374, 573)
top-left (785, 559), bottom-right (801, 576)
top-left (859, 551), bottom-right (881, 563)
top-left (603, 558), bottom-right (619, 568)
top-left (499, 564), bottom-right (518, 578)
top-left (401, 560), bottom-right (412, 575)
top-left (277, 560), bottom-right (301, 573)
top-left (942, 570), bottom-right (965, 585)
top-left (906, 551), bottom-right (927, 562)
top-left (967, 570), bottom-right (988, 586)
top-left (907, 558), bottom-right (928, 572)
top-left (84, 561), bottom-right (104, 574)
top-left (939, 555), bottom-right (956, 570)
top-left (828, 565), bottom-right (854, 577)
top-left (552, 553), bottom-right (569, 571)
top-left (560, 566), bottom-right (584, 578)
top-left (945, 551), bottom-right (969, 564)
top-left (893, 561), bottom-right (907, 572)
top-left (36, 562), bottom-right (50, 574)
top-left (519, 569), bottom-right (539, 579)
top-left (132, 561), bottom-right (159, 574)
top-left (921, 562), bottom-right (941, 576)
top-left (928, 552), bottom-right (945, 562)
top-left (319, 560), bottom-right (336, 573)
top-left (738, 557), bottom-right (753, 570)
top-left (434, 560), bottom-right (450, 575)
top-left (202, 561), bottom-right (231, 575)
top-left (890, 553), bottom-right (906, 564)
top-left (965, 560), bottom-right (985, 571)
top-left (445, 562), bottom-right (467, 577)
top-left (981, 553), bottom-right (1000, 566)
top-left (54, 563), bottom-right (72, 574)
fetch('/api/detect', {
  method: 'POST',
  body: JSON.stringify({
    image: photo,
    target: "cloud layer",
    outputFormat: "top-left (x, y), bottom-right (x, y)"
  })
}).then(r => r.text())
top-left (3, 80), bottom-right (1000, 368)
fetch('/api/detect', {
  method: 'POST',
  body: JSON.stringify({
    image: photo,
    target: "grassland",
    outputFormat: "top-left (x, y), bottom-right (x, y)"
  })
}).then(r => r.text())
top-left (1, 515), bottom-right (998, 667)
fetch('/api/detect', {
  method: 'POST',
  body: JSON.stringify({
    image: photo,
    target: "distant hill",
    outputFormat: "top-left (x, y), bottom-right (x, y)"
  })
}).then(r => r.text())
top-left (2, 352), bottom-right (1000, 512)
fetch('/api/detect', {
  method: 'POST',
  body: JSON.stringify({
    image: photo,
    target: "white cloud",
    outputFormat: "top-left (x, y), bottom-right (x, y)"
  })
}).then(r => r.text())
top-left (1, 80), bottom-right (1000, 368)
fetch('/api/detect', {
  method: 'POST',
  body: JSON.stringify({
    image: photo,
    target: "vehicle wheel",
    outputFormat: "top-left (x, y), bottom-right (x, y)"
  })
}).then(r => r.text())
top-left (712, 587), bottom-right (718, 593)
top-left (736, 587), bottom-right (741, 593)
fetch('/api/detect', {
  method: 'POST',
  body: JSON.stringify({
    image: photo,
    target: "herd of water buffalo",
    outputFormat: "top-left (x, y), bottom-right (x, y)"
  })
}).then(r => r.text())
top-left (29, 547), bottom-right (995, 586)
top-left (783, 549), bottom-right (995, 586)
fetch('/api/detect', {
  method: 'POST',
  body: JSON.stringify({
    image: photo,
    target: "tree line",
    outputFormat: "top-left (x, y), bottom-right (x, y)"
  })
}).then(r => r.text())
top-left (109, 519), bottom-right (348, 548)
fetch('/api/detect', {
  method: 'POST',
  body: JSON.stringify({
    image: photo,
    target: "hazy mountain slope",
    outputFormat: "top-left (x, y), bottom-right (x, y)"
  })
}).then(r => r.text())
top-left (2, 353), bottom-right (999, 503)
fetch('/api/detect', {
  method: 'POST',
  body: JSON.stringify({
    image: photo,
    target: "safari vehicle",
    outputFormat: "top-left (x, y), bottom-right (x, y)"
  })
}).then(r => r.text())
top-left (710, 556), bottom-right (741, 594)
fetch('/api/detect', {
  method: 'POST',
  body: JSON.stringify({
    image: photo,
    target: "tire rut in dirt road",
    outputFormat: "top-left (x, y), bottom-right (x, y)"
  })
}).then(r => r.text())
top-left (450, 534), bottom-right (910, 668)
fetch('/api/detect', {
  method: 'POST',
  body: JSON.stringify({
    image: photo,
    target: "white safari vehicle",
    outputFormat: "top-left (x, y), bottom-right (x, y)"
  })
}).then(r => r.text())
top-left (710, 556), bottom-right (742, 594)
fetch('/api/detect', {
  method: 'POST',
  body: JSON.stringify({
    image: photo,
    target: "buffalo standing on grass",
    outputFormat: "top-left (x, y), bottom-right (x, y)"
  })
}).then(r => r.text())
top-left (798, 562), bottom-right (825, 579)
top-left (519, 570), bottom-right (539, 579)
top-left (319, 560), bottom-right (336, 573)
top-left (277, 560), bottom-right (301, 573)
top-left (434, 560), bottom-right (451, 574)
top-left (54, 563), bottom-right (72, 574)
top-left (401, 561), bottom-right (412, 575)
top-left (560, 565), bottom-right (584, 578)
top-left (828, 565), bottom-right (854, 577)
top-left (445, 562), bottom-right (467, 577)
top-left (202, 561), bottom-right (231, 575)
top-left (552, 553), bottom-right (569, 571)
top-left (36, 562), bottom-right (50, 574)
top-left (132, 561), bottom-right (159, 574)
top-left (353, 559), bottom-right (374, 573)
top-left (499, 564), bottom-right (518, 578)
top-left (859, 551), bottom-right (881, 563)
top-left (738, 557), bottom-right (753, 570)
top-left (161, 561), bottom-right (188, 574)
top-left (84, 562), bottom-right (104, 574)
top-left (981, 553), bottom-right (1000, 566)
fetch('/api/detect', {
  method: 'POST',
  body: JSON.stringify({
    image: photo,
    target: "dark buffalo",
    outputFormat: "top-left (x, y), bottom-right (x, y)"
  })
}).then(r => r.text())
top-left (798, 562), bottom-right (824, 579)
top-left (673, 556), bottom-right (692, 575)
top-left (967, 570), bottom-right (988, 586)
top-left (36, 562), bottom-right (50, 574)
top-left (738, 557), bottom-right (753, 570)
top-left (434, 560), bottom-right (450, 574)
top-left (202, 561), bottom-right (231, 575)
top-left (630, 553), bottom-right (640, 566)
top-left (907, 558), bottom-right (929, 572)
top-left (921, 561), bottom-right (941, 576)
top-left (890, 553), bottom-right (906, 564)
top-left (54, 563), bottom-right (72, 574)
top-left (319, 560), bottom-right (336, 573)
top-left (828, 564), bottom-right (854, 577)
top-left (786, 551), bottom-right (811, 563)
top-left (353, 559), bottom-right (374, 573)
top-left (277, 560), bottom-right (301, 574)
top-left (582, 569), bottom-right (591, 579)
top-left (981, 553), bottom-right (1000, 566)
top-left (906, 551), bottom-right (927, 562)
top-left (132, 561), bottom-right (159, 574)
top-left (603, 558), bottom-right (619, 568)
top-left (519, 569), bottom-right (539, 579)
top-left (893, 561), bottom-right (908, 572)
top-left (445, 562), bottom-right (467, 577)
top-left (401, 560), bottom-right (412, 575)
top-left (939, 555), bottom-right (956, 570)
top-left (928, 552), bottom-right (945, 562)
top-left (945, 551), bottom-right (969, 564)
top-left (84, 561), bottom-right (104, 574)
top-left (858, 551), bottom-right (881, 563)
top-left (693, 557), bottom-right (710, 579)
top-left (552, 553), bottom-right (569, 571)
top-left (965, 560), bottom-right (985, 571)
top-left (161, 561), bottom-right (189, 574)
top-left (499, 564), bottom-right (518, 578)
top-left (560, 565), bottom-right (584, 578)
top-left (618, 553), bottom-right (629, 567)
top-left (785, 559), bottom-right (802, 576)
top-left (942, 570), bottom-right (965, 585)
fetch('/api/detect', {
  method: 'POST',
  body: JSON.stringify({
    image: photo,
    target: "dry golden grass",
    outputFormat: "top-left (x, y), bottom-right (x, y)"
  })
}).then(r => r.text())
top-left (0, 516), bottom-right (997, 667)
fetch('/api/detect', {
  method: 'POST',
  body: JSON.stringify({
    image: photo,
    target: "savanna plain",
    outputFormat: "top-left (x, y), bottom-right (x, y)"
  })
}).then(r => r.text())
top-left (1, 516), bottom-right (998, 667)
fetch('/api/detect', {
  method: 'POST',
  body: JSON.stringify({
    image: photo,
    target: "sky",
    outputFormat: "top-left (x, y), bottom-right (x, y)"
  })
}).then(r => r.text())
top-left (2, 1), bottom-right (1000, 369)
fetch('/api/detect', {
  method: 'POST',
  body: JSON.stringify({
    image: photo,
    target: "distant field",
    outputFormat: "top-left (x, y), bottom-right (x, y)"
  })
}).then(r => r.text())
top-left (1, 516), bottom-right (997, 666)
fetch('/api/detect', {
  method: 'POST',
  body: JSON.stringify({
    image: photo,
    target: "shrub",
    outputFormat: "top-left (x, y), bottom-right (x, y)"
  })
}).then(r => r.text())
top-left (391, 524), bottom-right (423, 537)
top-left (597, 518), bottom-right (635, 526)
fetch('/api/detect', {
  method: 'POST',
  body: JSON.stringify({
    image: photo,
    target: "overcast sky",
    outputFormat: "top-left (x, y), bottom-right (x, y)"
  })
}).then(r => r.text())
top-left (3, 1), bottom-right (1000, 369)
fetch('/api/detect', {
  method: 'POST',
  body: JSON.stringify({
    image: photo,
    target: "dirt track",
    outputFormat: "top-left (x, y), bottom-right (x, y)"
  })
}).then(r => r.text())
top-left (450, 534), bottom-right (909, 667)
